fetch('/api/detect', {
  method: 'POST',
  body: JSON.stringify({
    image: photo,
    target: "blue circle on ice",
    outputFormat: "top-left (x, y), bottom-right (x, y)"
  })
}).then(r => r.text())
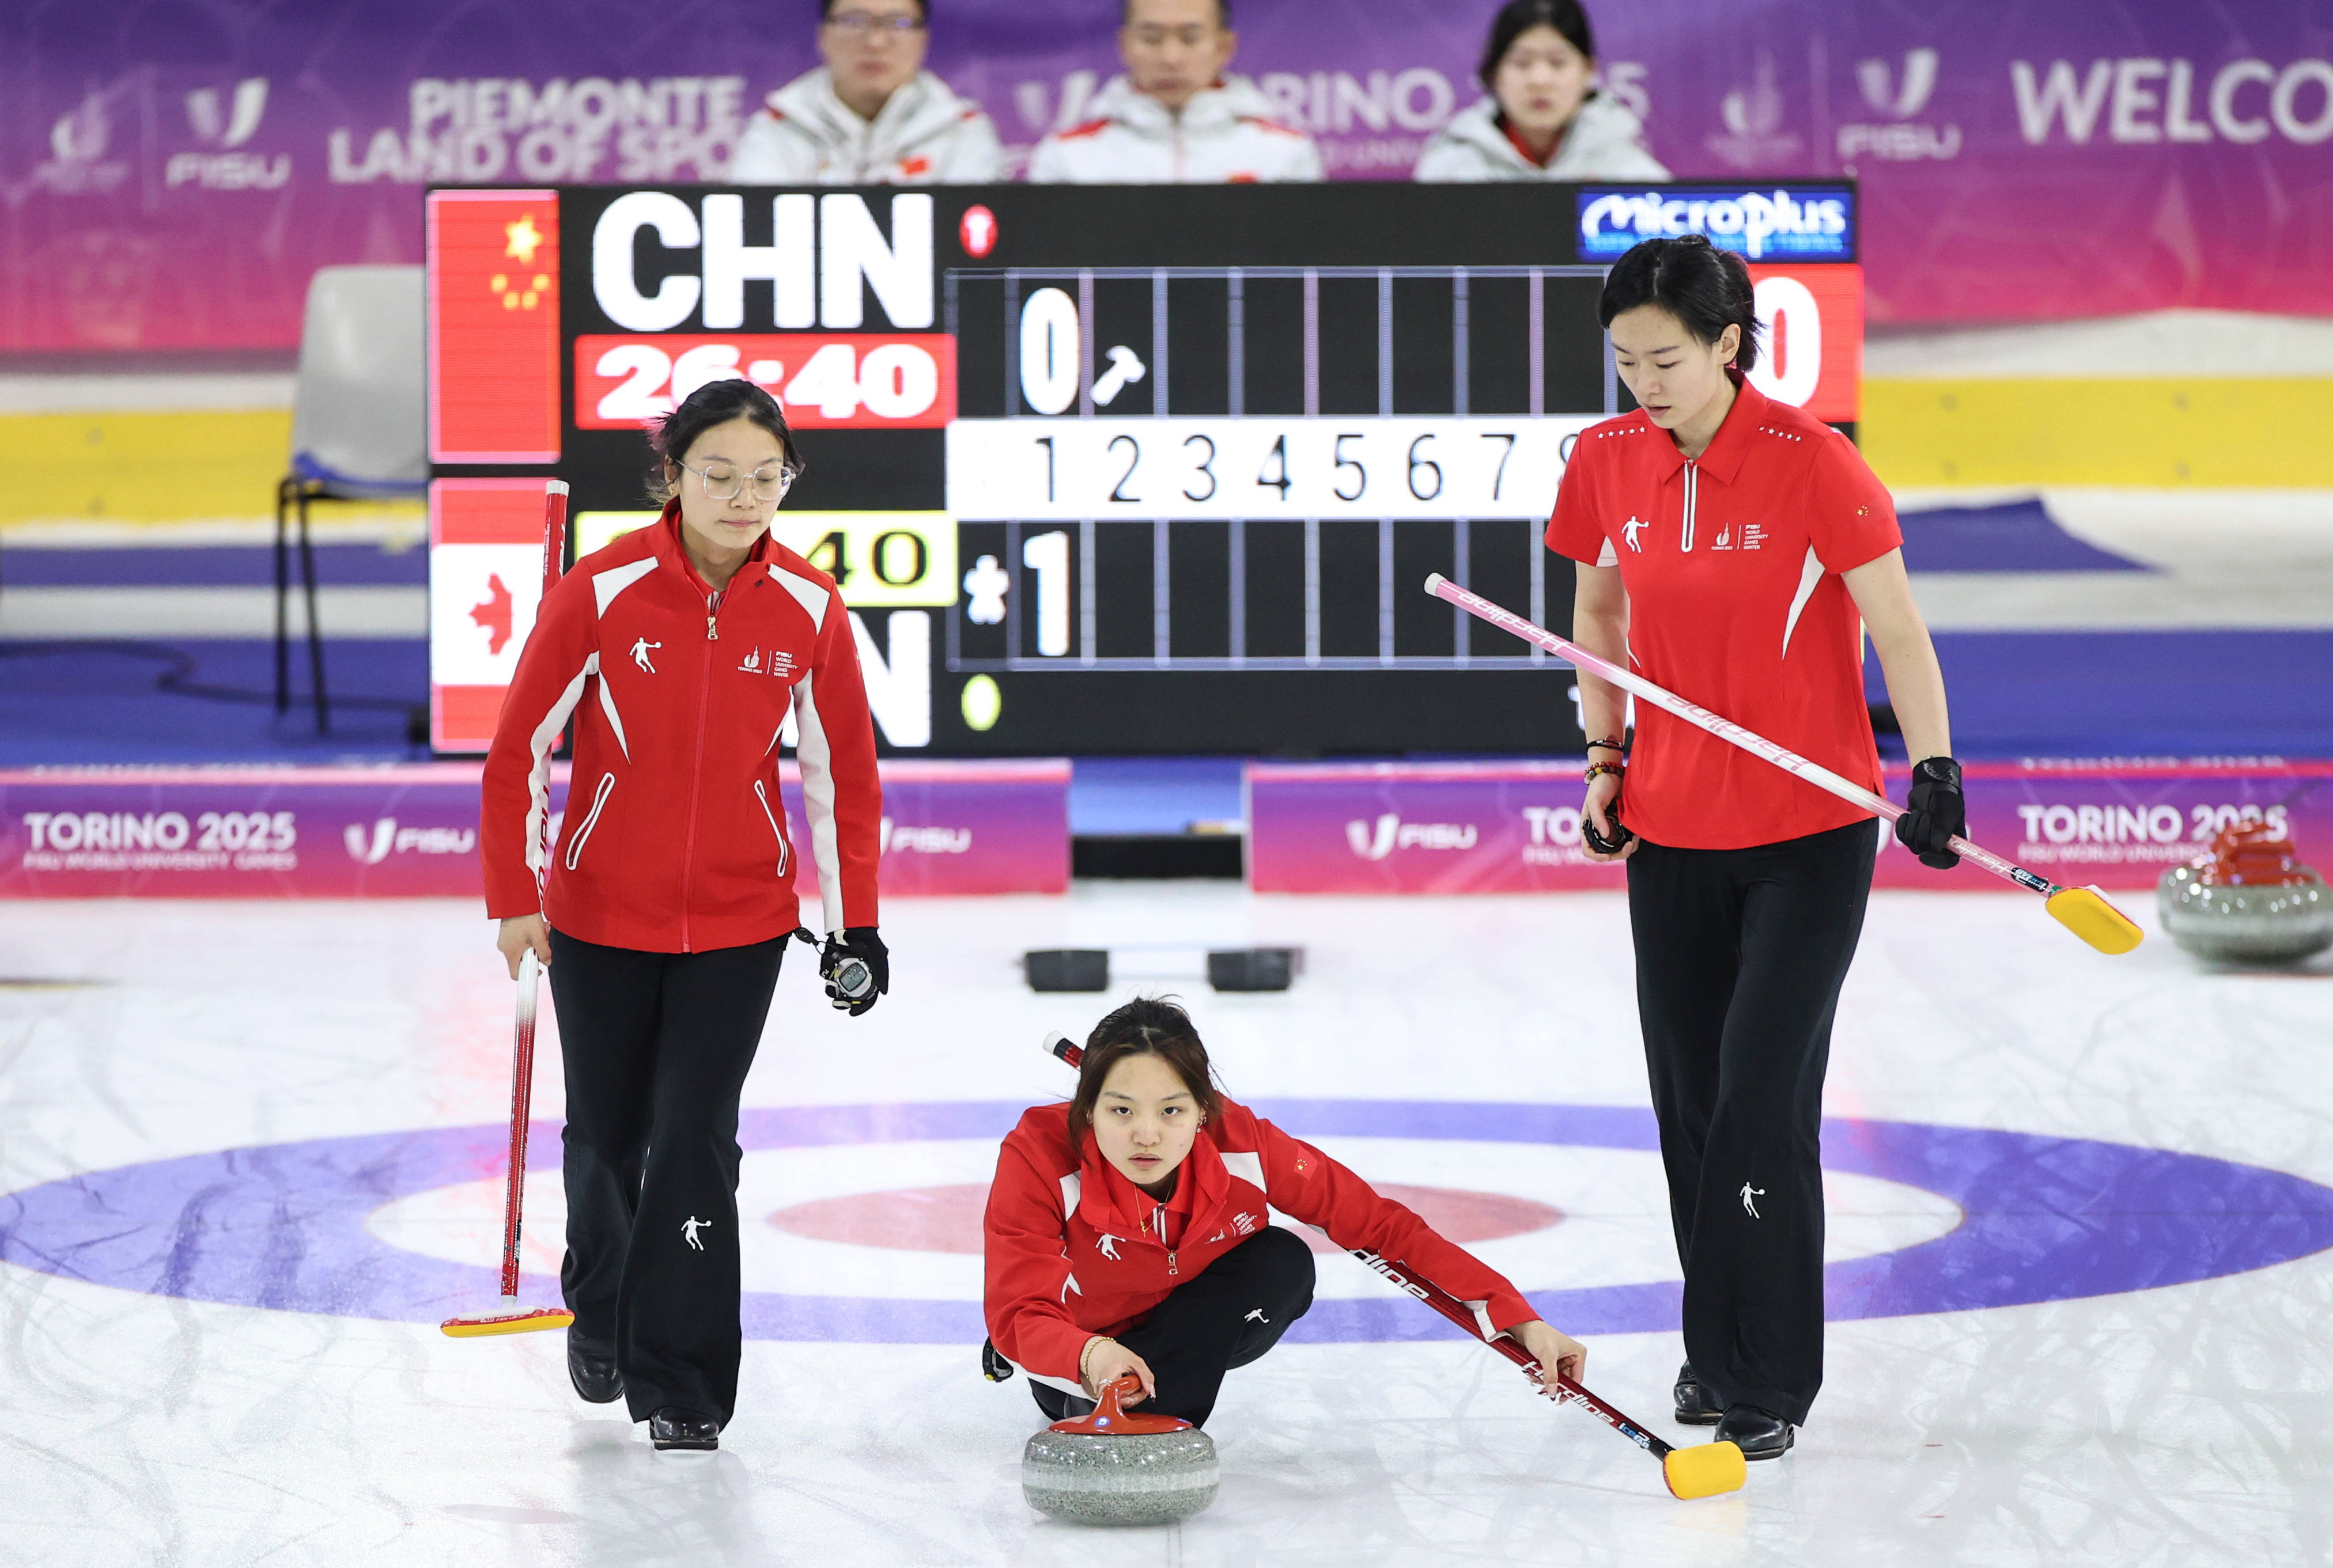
top-left (4, 1100), bottom-right (2331, 1342)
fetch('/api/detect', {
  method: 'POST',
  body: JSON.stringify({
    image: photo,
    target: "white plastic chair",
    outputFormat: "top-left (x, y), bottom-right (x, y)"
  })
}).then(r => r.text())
top-left (275, 265), bottom-right (426, 730)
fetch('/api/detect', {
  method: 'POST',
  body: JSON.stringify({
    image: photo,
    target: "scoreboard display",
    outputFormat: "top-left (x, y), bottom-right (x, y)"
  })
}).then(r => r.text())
top-left (425, 183), bottom-right (1861, 756)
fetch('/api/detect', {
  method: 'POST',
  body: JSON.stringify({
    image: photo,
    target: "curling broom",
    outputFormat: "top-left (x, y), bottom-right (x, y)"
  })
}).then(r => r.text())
top-left (443, 479), bottom-right (576, 1338)
top-left (1424, 573), bottom-right (2143, 956)
top-left (1041, 1032), bottom-right (1746, 1500)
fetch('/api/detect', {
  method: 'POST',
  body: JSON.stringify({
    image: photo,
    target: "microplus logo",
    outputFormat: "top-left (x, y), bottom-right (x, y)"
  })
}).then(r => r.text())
top-left (1577, 187), bottom-right (1853, 260)
top-left (1345, 813), bottom-right (1479, 860)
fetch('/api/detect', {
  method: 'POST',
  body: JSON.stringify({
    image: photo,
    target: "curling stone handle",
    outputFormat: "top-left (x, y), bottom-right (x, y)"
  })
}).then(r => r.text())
top-left (1095, 1373), bottom-right (1141, 1419)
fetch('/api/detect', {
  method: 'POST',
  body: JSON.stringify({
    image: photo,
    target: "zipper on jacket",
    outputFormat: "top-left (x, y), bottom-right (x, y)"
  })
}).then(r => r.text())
top-left (678, 594), bottom-right (724, 951)
top-left (1680, 460), bottom-right (1698, 552)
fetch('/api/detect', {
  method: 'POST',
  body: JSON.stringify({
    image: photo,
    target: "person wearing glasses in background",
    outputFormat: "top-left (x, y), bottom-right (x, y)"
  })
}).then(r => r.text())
top-left (729, 0), bottom-right (1001, 184)
top-left (1414, 0), bottom-right (1667, 182)
top-left (481, 378), bottom-right (888, 1453)
top-left (1028, 0), bottom-right (1319, 184)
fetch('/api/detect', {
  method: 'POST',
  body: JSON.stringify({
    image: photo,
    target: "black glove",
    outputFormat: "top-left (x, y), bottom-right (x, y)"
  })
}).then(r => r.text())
top-left (1895, 756), bottom-right (1965, 870)
top-left (820, 927), bottom-right (888, 1017)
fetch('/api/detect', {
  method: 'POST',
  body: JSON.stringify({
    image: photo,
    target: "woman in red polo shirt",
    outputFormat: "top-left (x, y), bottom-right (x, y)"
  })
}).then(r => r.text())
top-left (1544, 235), bottom-right (1965, 1461)
top-left (984, 996), bottom-right (1586, 1427)
top-left (481, 377), bottom-right (889, 1453)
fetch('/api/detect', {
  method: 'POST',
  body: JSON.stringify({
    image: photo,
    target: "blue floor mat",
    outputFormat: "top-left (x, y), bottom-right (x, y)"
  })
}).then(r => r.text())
top-left (2, 543), bottom-right (429, 587)
top-left (0, 639), bottom-right (426, 767)
top-left (1870, 631), bottom-right (2333, 758)
top-left (1896, 499), bottom-right (2152, 573)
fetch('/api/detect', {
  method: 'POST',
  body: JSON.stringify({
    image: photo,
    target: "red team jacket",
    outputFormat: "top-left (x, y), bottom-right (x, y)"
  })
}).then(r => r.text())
top-left (984, 1097), bottom-right (1540, 1391)
top-left (1545, 375), bottom-right (1904, 850)
top-left (481, 505), bottom-right (882, 952)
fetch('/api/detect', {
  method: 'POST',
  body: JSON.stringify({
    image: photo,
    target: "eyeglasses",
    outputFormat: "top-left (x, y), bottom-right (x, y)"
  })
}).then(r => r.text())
top-left (679, 459), bottom-right (800, 503)
top-left (825, 10), bottom-right (926, 34)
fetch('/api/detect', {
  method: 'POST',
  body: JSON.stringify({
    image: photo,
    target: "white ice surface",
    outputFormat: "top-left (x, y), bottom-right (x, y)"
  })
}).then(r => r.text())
top-left (3, 885), bottom-right (2331, 1567)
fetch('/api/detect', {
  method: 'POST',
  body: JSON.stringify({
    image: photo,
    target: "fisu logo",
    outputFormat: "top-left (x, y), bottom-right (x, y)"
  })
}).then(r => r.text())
top-left (346, 820), bottom-right (396, 865)
top-left (1347, 814), bottom-right (1479, 859)
top-left (1857, 50), bottom-right (1939, 119)
top-left (345, 818), bottom-right (475, 863)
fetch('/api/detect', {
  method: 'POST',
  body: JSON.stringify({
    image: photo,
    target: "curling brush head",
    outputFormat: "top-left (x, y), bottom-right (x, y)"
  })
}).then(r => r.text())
top-left (1661, 1440), bottom-right (1748, 1499)
top-left (2046, 885), bottom-right (2146, 955)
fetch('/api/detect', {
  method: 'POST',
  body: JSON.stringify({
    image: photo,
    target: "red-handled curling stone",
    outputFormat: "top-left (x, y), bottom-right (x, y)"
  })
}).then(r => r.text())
top-left (1020, 1375), bottom-right (1219, 1527)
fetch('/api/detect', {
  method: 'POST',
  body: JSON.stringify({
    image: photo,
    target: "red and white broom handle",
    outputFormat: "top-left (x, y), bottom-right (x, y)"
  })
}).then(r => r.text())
top-left (1424, 574), bottom-right (2064, 900)
top-left (496, 480), bottom-right (569, 1300)
top-left (1041, 1033), bottom-right (1676, 1460)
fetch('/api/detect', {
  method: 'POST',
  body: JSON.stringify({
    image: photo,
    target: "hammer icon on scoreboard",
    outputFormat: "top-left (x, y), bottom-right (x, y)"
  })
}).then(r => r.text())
top-left (1090, 344), bottom-right (1148, 406)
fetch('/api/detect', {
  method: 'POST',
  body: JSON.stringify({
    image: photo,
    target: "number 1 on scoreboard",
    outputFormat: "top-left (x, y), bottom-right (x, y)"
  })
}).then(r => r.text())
top-left (1034, 436), bottom-right (1055, 504)
top-left (1022, 529), bottom-right (1071, 658)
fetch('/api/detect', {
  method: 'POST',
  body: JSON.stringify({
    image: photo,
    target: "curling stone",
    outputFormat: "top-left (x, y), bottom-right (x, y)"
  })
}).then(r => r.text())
top-left (1022, 1375), bottom-right (1218, 1527)
top-left (2157, 821), bottom-right (2333, 964)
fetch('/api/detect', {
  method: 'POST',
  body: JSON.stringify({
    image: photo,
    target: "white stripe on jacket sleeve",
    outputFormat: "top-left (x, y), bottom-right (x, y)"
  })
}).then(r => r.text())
top-left (791, 670), bottom-right (846, 933)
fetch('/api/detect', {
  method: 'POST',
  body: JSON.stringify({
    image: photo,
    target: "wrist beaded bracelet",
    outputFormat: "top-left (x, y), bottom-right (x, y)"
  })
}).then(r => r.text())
top-left (1583, 761), bottom-right (1625, 784)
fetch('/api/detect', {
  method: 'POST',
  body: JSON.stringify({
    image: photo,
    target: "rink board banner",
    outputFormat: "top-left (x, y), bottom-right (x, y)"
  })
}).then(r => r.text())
top-left (1246, 760), bottom-right (2333, 895)
top-left (5, 0), bottom-right (2329, 352)
top-left (0, 760), bottom-right (1068, 900)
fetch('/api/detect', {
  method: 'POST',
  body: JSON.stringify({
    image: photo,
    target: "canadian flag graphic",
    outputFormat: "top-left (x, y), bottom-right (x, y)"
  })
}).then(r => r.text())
top-left (430, 479), bottom-right (553, 750)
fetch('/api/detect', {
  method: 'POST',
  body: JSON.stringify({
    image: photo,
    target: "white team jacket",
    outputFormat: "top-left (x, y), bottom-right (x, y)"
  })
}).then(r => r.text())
top-left (728, 67), bottom-right (1002, 185)
top-left (1412, 94), bottom-right (1669, 183)
top-left (1027, 74), bottom-right (1321, 184)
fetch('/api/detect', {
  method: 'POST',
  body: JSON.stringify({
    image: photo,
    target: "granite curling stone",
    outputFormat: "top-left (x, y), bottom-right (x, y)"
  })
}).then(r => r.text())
top-left (1022, 1375), bottom-right (1219, 1527)
top-left (2158, 821), bottom-right (2333, 964)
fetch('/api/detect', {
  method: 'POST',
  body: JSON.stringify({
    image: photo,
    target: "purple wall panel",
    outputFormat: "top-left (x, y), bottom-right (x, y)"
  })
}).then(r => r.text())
top-left (2, 0), bottom-right (2327, 350)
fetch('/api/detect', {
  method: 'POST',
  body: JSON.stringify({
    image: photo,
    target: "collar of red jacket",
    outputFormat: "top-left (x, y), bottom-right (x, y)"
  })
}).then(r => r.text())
top-left (1640, 369), bottom-right (1765, 485)
top-left (1078, 1124), bottom-right (1231, 1236)
top-left (1495, 109), bottom-right (1559, 169)
top-left (649, 501), bottom-right (778, 595)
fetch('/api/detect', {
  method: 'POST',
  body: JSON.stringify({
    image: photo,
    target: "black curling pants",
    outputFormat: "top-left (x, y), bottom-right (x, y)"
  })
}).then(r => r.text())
top-left (1625, 819), bottom-right (1877, 1429)
top-left (1031, 1226), bottom-right (1317, 1429)
top-left (546, 927), bottom-right (785, 1427)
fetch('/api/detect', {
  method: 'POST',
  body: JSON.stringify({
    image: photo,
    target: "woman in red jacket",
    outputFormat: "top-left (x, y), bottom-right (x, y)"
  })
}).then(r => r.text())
top-left (984, 998), bottom-right (1586, 1426)
top-left (481, 378), bottom-right (888, 1452)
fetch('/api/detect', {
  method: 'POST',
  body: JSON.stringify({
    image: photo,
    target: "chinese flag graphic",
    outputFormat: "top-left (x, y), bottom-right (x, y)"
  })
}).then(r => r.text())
top-left (428, 191), bottom-right (562, 463)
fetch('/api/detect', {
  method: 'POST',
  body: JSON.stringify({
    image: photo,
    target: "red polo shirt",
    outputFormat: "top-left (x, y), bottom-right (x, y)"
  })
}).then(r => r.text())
top-left (1544, 376), bottom-right (1901, 851)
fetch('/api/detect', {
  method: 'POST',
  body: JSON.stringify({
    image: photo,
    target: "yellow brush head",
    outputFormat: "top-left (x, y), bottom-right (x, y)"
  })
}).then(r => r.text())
top-left (440, 1305), bottom-right (575, 1338)
top-left (2045, 885), bottom-right (2145, 955)
top-left (1662, 1440), bottom-right (1747, 1499)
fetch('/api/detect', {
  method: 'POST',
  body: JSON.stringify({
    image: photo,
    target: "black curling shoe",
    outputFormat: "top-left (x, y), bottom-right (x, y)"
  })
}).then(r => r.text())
top-left (568, 1338), bottom-right (623, 1405)
top-left (1672, 1362), bottom-right (1722, 1425)
top-left (649, 1408), bottom-right (721, 1451)
top-left (1715, 1404), bottom-right (1795, 1460)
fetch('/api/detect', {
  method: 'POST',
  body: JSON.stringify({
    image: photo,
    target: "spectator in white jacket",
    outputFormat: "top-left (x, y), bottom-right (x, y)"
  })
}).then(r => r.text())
top-left (1415, 0), bottom-right (1667, 182)
top-left (729, 0), bottom-right (1001, 184)
top-left (1027, 0), bottom-right (1320, 184)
